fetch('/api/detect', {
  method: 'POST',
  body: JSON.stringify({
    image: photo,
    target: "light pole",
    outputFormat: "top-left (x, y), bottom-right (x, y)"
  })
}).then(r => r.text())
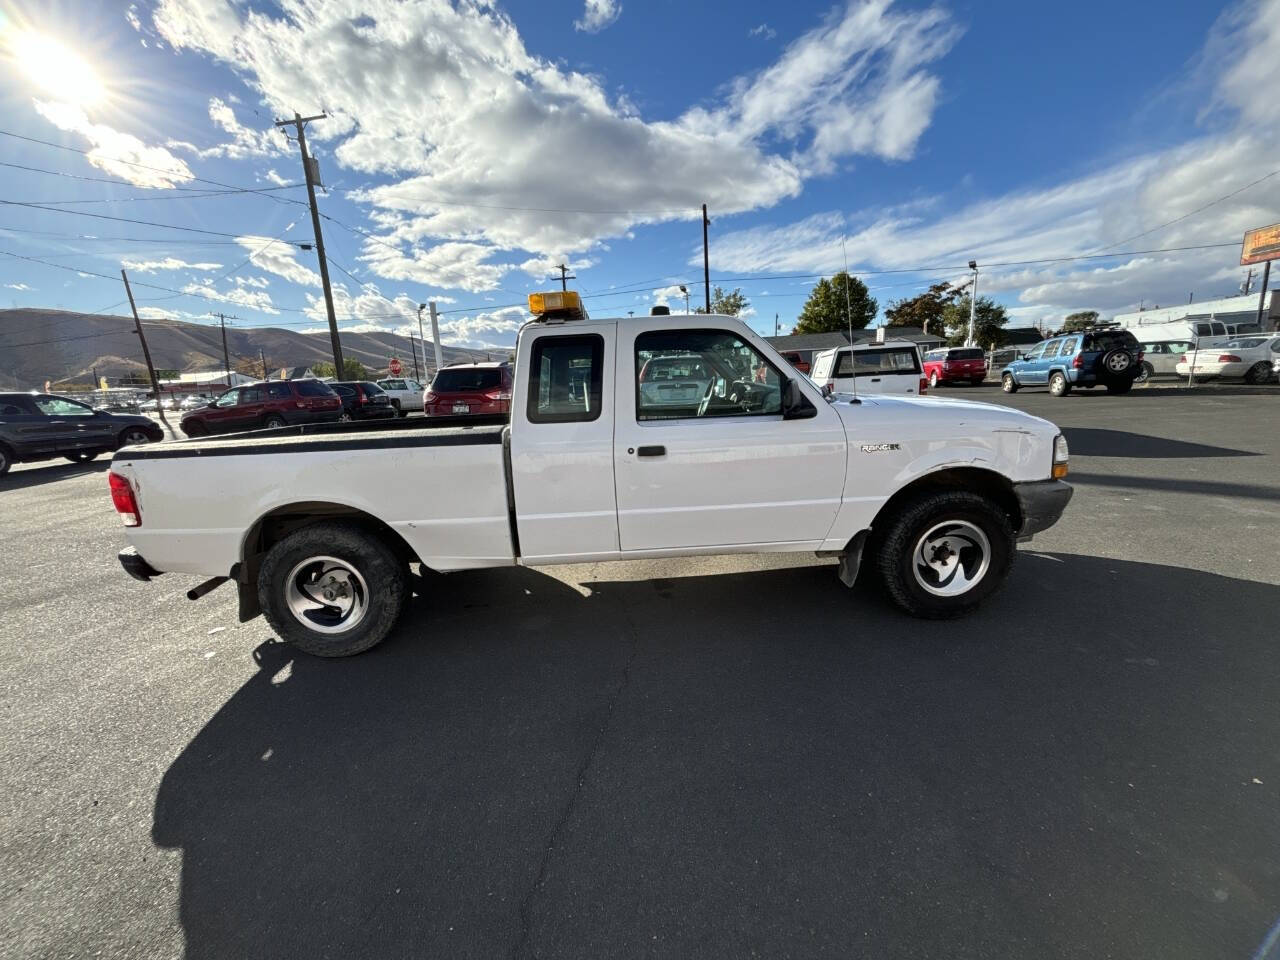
top-left (966, 259), bottom-right (979, 346)
top-left (678, 284), bottom-right (690, 314)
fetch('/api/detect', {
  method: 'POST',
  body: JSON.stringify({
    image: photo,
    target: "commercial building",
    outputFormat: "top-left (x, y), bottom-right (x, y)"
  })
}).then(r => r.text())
top-left (1112, 291), bottom-right (1277, 332)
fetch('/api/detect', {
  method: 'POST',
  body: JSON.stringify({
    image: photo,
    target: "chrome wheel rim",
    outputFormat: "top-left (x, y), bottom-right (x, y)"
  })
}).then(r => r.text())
top-left (339, 412), bottom-right (352, 422)
top-left (1002, 374), bottom-right (1014, 391)
top-left (1106, 353), bottom-right (1130, 372)
top-left (284, 556), bottom-right (369, 634)
top-left (911, 520), bottom-right (991, 597)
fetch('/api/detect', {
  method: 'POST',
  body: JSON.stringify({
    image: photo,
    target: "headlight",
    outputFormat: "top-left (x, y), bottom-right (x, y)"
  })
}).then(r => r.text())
top-left (1052, 434), bottom-right (1069, 478)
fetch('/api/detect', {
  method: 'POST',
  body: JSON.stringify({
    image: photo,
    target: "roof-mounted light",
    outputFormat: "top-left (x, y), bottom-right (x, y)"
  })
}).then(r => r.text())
top-left (529, 290), bottom-right (587, 322)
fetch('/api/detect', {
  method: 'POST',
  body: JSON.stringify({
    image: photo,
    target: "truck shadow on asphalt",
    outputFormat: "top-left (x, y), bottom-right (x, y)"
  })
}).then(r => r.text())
top-left (151, 555), bottom-right (1280, 960)
top-left (0, 459), bottom-right (110, 490)
top-left (1060, 427), bottom-right (1259, 459)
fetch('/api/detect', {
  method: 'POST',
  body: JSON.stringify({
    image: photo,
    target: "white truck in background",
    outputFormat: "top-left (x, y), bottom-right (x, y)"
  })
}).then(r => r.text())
top-left (109, 292), bottom-right (1072, 658)
top-left (375, 377), bottom-right (427, 416)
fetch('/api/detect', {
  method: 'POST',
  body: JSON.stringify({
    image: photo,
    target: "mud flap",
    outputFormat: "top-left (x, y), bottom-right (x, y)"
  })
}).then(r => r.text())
top-left (837, 530), bottom-right (870, 588)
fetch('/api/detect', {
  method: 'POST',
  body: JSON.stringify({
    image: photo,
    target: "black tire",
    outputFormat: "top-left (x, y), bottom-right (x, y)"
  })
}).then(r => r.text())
top-left (390, 399), bottom-right (402, 415)
top-left (0, 443), bottom-right (12, 477)
top-left (263, 414), bottom-right (287, 429)
top-left (873, 491), bottom-right (1014, 619)
top-left (258, 520), bottom-right (408, 658)
top-left (1105, 380), bottom-right (1133, 395)
top-left (181, 419), bottom-right (208, 438)
top-left (1244, 362), bottom-right (1271, 385)
top-left (1049, 372), bottom-right (1071, 396)
top-left (1001, 372), bottom-right (1018, 393)
top-left (64, 451), bottom-right (99, 463)
top-left (118, 426), bottom-right (155, 448)
top-left (1134, 362), bottom-right (1153, 384)
top-left (970, 377), bottom-right (985, 386)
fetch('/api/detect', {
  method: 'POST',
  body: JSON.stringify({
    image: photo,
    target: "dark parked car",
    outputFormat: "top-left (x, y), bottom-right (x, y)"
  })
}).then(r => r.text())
top-left (424, 362), bottom-right (513, 417)
top-left (179, 379), bottom-right (342, 437)
top-left (0, 392), bottom-right (163, 476)
top-left (330, 381), bottom-right (396, 422)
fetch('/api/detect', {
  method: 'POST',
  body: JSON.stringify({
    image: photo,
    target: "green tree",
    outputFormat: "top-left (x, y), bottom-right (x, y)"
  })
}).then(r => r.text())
top-left (311, 358), bottom-right (369, 380)
top-left (792, 272), bottom-right (877, 335)
top-left (1059, 310), bottom-right (1099, 334)
top-left (695, 285), bottom-right (750, 317)
top-left (884, 281), bottom-right (961, 332)
top-left (941, 295), bottom-right (1010, 348)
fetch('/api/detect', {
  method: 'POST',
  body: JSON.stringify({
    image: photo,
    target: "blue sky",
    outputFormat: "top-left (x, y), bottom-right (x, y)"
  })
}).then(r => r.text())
top-left (0, 0), bottom-right (1276, 350)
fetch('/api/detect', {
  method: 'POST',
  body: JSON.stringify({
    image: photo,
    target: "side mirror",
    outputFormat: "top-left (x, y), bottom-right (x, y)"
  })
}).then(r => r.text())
top-left (782, 379), bottom-right (817, 420)
top-left (820, 383), bottom-right (834, 399)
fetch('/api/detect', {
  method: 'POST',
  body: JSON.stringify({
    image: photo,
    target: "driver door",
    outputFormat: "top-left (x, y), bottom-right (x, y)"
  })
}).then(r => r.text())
top-left (613, 322), bottom-right (847, 552)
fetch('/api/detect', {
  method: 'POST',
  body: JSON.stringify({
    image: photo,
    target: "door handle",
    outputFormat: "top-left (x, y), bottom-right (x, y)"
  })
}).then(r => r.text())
top-left (636, 445), bottom-right (666, 457)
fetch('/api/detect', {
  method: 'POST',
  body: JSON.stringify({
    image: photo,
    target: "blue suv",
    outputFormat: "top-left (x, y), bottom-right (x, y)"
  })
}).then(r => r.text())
top-left (1002, 328), bottom-right (1143, 397)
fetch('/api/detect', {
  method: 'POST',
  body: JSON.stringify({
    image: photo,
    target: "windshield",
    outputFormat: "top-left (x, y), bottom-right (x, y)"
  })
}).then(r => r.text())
top-left (946, 348), bottom-right (984, 360)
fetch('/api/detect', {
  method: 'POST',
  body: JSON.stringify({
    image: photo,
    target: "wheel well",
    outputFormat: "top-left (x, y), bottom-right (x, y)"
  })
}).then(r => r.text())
top-left (870, 468), bottom-right (1021, 535)
top-left (235, 502), bottom-right (421, 622)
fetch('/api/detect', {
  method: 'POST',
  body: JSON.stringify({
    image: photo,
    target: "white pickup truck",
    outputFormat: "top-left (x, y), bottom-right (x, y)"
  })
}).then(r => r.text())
top-left (109, 293), bottom-right (1072, 658)
top-left (375, 377), bottom-right (426, 416)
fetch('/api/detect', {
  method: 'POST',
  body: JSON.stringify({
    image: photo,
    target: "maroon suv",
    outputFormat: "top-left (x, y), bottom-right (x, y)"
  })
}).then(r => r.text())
top-left (180, 379), bottom-right (342, 436)
top-left (424, 362), bottom-right (513, 417)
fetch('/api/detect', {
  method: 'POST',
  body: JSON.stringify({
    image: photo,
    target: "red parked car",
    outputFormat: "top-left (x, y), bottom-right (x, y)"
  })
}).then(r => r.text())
top-left (780, 350), bottom-right (811, 374)
top-left (424, 362), bottom-right (513, 417)
top-left (179, 379), bottom-right (342, 437)
top-left (921, 347), bottom-right (988, 387)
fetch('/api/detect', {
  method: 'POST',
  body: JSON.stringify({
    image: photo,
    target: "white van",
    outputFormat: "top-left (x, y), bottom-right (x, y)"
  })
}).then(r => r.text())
top-left (811, 341), bottom-right (925, 396)
top-left (1110, 317), bottom-right (1261, 345)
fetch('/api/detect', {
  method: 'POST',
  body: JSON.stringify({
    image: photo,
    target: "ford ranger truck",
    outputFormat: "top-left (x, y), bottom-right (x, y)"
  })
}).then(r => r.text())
top-left (108, 291), bottom-right (1072, 658)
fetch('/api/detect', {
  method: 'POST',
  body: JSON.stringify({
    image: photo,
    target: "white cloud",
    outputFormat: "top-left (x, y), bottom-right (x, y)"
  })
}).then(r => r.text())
top-left (357, 238), bottom-right (513, 293)
top-left (262, 168), bottom-right (290, 186)
top-left (575, 0), bottom-right (621, 33)
top-left (652, 284), bottom-right (690, 309)
top-left (235, 236), bottom-right (319, 287)
top-left (203, 97), bottom-right (285, 158)
top-left (518, 256), bottom-right (596, 281)
top-left (121, 257), bottom-right (223, 272)
top-left (4, 282), bottom-right (32, 291)
top-left (749, 23), bottom-right (777, 40)
top-left (710, 0), bottom-right (1280, 322)
top-left (31, 100), bottom-right (194, 189)
top-left (234, 275), bottom-right (271, 289)
top-left (182, 282), bottom-right (278, 313)
top-left (150, 0), bottom-right (956, 280)
top-left (437, 306), bottom-right (528, 348)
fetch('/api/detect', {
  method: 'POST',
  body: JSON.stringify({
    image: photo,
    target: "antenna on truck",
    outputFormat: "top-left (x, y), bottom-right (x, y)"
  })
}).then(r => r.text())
top-left (842, 235), bottom-right (860, 404)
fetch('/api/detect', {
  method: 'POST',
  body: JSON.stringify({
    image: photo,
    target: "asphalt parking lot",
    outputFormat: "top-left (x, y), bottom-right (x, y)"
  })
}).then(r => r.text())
top-left (2, 388), bottom-right (1278, 959)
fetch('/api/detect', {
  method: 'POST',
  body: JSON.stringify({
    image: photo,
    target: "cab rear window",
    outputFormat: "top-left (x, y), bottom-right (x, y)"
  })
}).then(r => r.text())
top-left (834, 348), bottom-right (921, 377)
top-left (947, 348), bottom-right (984, 360)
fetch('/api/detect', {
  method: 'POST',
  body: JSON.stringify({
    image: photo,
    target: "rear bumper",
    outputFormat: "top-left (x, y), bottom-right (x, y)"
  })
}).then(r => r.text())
top-left (118, 546), bottom-right (162, 582)
top-left (1013, 479), bottom-right (1073, 540)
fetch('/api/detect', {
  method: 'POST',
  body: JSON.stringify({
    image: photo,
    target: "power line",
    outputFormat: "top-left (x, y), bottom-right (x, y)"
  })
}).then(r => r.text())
top-left (18, 184), bottom-right (305, 205)
top-left (0, 199), bottom-right (303, 240)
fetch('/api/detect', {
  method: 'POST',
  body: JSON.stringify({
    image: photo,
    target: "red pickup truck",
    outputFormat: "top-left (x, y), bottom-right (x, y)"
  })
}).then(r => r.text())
top-left (921, 347), bottom-right (988, 387)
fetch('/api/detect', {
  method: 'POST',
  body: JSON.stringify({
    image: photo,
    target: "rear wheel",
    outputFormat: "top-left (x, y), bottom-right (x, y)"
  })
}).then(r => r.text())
top-left (873, 491), bottom-right (1014, 618)
top-left (338, 411), bottom-right (353, 423)
top-left (64, 451), bottom-right (99, 463)
top-left (258, 520), bottom-right (408, 658)
top-left (0, 444), bottom-right (12, 476)
top-left (264, 414), bottom-right (287, 429)
top-left (929, 372), bottom-right (939, 388)
top-left (970, 377), bottom-right (985, 386)
top-left (1134, 362), bottom-right (1153, 384)
top-left (1244, 361), bottom-right (1271, 385)
top-left (1049, 372), bottom-right (1071, 397)
top-left (1001, 372), bottom-right (1019, 393)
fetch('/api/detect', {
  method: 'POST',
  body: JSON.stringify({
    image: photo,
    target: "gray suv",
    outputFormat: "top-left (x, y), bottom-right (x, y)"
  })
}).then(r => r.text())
top-left (0, 393), bottom-right (163, 476)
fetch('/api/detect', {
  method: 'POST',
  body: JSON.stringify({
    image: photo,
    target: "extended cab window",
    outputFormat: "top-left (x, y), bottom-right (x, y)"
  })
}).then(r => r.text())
top-left (528, 334), bottom-right (603, 423)
top-left (636, 329), bottom-right (782, 421)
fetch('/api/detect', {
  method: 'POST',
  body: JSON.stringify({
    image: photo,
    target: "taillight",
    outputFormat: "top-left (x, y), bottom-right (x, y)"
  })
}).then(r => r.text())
top-left (359, 393), bottom-right (370, 403)
top-left (825, 381), bottom-right (835, 392)
top-left (1218, 354), bottom-right (1242, 363)
top-left (1072, 354), bottom-right (1084, 368)
top-left (424, 391), bottom-right (437, 403)
top-left (943, 361), bottom-right (954, 369)
top-left (919, 377), bottom-right (928, 394)
top-left (1136, 351), bottom-right (1144, 362)
top-left (496, 390), bottom-right (512, 401)
top-left (108, 472), bottom-right (140, 527)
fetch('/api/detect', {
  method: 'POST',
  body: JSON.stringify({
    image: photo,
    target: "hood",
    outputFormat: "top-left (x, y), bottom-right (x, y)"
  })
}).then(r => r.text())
top-left (831, 394), bottom-right (1057, 435)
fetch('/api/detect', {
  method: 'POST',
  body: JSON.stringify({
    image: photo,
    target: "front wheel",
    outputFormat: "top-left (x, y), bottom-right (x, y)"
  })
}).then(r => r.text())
top-left (1244, 362), bottom-right (1271, 385)
top-left (872, 491), bottom-right (1014, 618)
top-left (1049, 372), bottom-right (1071, 396)
top-left (119, 426), bottom-right (155, 447)
top-left (1001, 373), bottom-right (1018, 393)
top-left (258, 520), bottom-right (408, 657)
top-left (64, 451), bottom-right (99, 463)
top-left (0, 444), bottom-right (13, 476)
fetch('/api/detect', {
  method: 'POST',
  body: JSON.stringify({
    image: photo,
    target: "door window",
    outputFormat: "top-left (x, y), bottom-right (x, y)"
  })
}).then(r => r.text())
top-left (528, 334), bottom-right (603, 423)
top-left (214, 390), bottom-right (239, 408)
top-left (636, 329), bottom-right (782, 421)
top-left (1041, 340), bottom-right (1062, 359)
top-left (1022, 343), bottom-right (1046, 361)
top-left (238, 386), bottom-right (264, 405)
top-left (33, 396), bottom-right (94, 417)
top-left (267, 383), bottom-right (292, 399)
top-left (1059, 337), bottom-right (1080, 355)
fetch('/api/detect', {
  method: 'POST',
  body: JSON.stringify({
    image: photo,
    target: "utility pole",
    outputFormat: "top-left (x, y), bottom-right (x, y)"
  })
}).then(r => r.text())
top-left (275, 111), bottom-right (343, 374)
top-left (966, 260), bottom-right (979, 346)
top-left (702, 204), bottom-right (711, 313)
top-left (774, 313), bottom-right (779, 337)
top-left (260, 348), bottom-right (268, 380)
top-left (211, 312), bottom-right (237, 384)
top-left (555, 263), bottom-right (575, 292)
top-left (121, 269), bottom-right (170, 433)
top-left (409, 334), bottom-right (421, 381)
top-left (421, 302), bottom-right (444, 373)
top-left (1256, 260), bottom-right (1271, 330)
top-left (1241, 267), bottom-right (1255, 295)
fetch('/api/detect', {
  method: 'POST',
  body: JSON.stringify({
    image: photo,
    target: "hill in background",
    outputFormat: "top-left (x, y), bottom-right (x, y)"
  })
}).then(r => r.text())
top-left (0, 308), bottom-right (499, 390)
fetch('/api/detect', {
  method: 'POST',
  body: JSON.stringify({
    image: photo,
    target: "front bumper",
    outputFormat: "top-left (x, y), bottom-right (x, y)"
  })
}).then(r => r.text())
top-left (1013, 479), bottom-right (1073, 540)
top-left (118, 546), bottom-right (162, 582)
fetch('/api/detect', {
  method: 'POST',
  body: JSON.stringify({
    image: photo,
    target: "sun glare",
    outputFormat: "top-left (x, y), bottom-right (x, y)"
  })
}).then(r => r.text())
top-left (9, 29), bottom-right (106, 107)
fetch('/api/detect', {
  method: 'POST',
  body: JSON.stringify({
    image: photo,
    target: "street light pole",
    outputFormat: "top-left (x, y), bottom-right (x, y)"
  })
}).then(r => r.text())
top-left (966, 259), bottom-right (979, 346)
